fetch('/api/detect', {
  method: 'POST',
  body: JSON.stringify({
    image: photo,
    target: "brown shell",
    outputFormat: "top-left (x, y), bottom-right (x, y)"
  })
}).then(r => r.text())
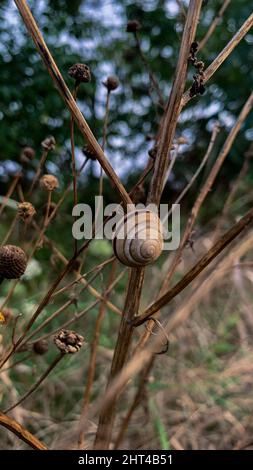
top-left (113, 210), bottom-right (164, 267)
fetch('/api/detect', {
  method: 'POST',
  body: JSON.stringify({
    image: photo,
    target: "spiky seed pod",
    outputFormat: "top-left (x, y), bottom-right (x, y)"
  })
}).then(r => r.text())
top-left (40, 174), bottom-right (59, 192)
top-left (18, 202), bottom-right (36, 221)
top-left (103, 76), bottom-right (119, 92)
top-left (82, 144), bottom-right (97, 161)
top-left (126, 20), bottom-right (141, 33)
top-left (33, 339), bottom-right (49, 355)
top-left (0, 245), bottom-right (27, 280)
top-left (54, 329), bottom-right (84, 354)
top-left (68, 63), bottom-right (91, 84)
top-left (0, 308), bottom-right (13, 324)
top-left (20, 147), bottom-right (35, 164)
top-left (41, 136), bottom-right (56, 151)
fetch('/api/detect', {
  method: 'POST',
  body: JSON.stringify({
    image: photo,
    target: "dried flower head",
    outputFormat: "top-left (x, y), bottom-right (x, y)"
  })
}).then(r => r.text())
top-left (103, 76), bottom-right (119, 92)
top-left (41, 136), bottom-right (56, 151)
top-left (33, 339), bottom-right (49, 355)
top-left (82, 144), bottom-right (97, 161)
top-left (68, 63), bottom-right (91, 84)
top-left (0, 308), bottom-right (13, 325)
top-left (0, 245), bottom-right (27, 280)
top-left (40, 174), bottom-right (59, 192)
top-left (54, 329), bottom-right (84, 354)
top-left (126, 20), bottom-right (141, 33)
top-left (18, 202), bottom-right (36, 221)
top-left (20, 147), bottom-right (35, 164)
top-left (177, 136), bottom-right (189, 145)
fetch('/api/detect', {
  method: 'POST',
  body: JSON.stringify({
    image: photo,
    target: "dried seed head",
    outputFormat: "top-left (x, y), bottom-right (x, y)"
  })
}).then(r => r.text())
top-left (103, 76), bottom-right (119, 92)
top-left (54, 329), bottom-right (84, 354)
top-left (0, 245), bottom-right (27, 280)
top-left (177, 136), bottom-right (189, 145)
top-left (0, 308), bottom-right (13, 325)
top-left (20, 147), bottom-right (35, 164)
top-left (82, 144), bottom-right (97, 161)
top-left (68, 63), bottom-right (91, 84)
top-left (42, 202), bottom-right (57, 218)
top-left (33, 339), bottom-right (49, 355)
top-left (41, 136), bottom-right (56, 151)
top-left (126, 20), bottom-right (141, 33)
top-left (18, 202), bottom-right (36, 221)
top-left (40, 174), bottom-right (59, 191)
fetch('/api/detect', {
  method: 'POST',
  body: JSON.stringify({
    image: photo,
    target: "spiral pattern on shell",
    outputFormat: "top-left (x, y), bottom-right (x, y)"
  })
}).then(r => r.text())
top-left (0, 245), bottom-right (27, 279)
top-left (113, 210), bottom-right (164, 267)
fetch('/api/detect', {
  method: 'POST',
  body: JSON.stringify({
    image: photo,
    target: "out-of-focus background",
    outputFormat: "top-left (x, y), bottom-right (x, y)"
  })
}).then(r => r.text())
top-left (1, 0), bottom-right (253, 450)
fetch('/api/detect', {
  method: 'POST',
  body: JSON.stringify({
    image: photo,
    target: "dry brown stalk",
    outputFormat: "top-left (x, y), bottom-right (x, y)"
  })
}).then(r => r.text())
top-left (94, 0), bottom-right (203, 449)
top-left (14, 0), bottom-right (132, 208)
top-left (198, 0), bottom-right (231, 51)
top-left (182, 12), bottom-right (253, 107)
top-left (113, 357), bottom-right (155, 449)
top-left (160, 92), bottom-right (253, 294)
top-left (212, 147), bottom-right (252, 241)
top-left (166, 123), bottom-right (220, 218)
top-left (78, 260), bottom-right (117, 448)
top-left (134, 206), bottom-right (253, 326)
top-left (0, 411), bottom-right (48, 450)
top-left (94, 267), bottom-right (145, 449)
top-left (0, 172), bottom-right (21, 217)
top-left (148, 0), bottom-right (203, 205)
top-left (28, 148), bottom-right (50, 196)
top-left (92, 230), bottom-right (253, 423)
top-left (5, 353), bottom-right (64, 413)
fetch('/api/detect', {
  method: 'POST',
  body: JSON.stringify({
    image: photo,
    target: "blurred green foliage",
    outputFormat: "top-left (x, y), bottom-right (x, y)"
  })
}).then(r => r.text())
top-left (0, 0), bottom-right (253, 207)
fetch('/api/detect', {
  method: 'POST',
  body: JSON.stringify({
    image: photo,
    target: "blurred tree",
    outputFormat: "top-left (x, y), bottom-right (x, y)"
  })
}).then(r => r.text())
top-left (0, 0), bottom-right (252, 206)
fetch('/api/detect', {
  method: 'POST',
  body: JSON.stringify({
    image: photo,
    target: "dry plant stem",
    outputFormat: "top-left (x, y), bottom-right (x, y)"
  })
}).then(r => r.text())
top-left (1, 213), bottom-right (19, 246)
top-left (113, 356), bottom-right (155, 449)
top-left (95, 0), bottom-right (202, 448)
top-left (198, 0), bottom-right (231, 51)
top-left (29, 299), bottom-right (101, 345)
top-left (78, 260), bottom-right (117, 448)
top-left (182, 12), bottom-right (253, 107)
top-left (134, 206), bottom-right (253, 326)
top-left (28, 149), bottom-right (49, 196)
top-left (0, 172), bottom-right (21, 217)
top-left (70, 84), bottom-right (79, 256)
top-left (22, 268), bottom-right (105, 346)
top-left (94, 267), bottom-right (145, 449)
top-left (148, 0), bottom-right (203, 205)
top-left (134, 31), bottom-right (165, 108)
top-left (161, 92), bottom-right (253, 293)
top-left (0, 411), bottom-right (48, 450)
top-left (0, 354), bottom-right (32, 374)
top-left (14, 0), bottom-right (132, 208)
top-left (92, 232), bottom-right (253, 421)
top-left (212, 151), bottom-right (251, 241)
top-left (166, 124), bottom-right (220, 218)
top-left (5, 353), bottom-right (64, 413)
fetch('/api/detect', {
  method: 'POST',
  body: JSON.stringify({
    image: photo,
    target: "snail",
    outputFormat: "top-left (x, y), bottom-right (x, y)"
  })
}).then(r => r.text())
top-left (113, 209), bottom-right (164, 267)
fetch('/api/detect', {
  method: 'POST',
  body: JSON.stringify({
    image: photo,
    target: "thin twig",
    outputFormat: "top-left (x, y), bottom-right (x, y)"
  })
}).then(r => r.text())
top-left (148, 0), bottom-right (203, 205)
top-left (14, 0), bottom-right (132, 208)
top-left (134, 205), bottom-right (253, 326)
top-left (0, 411), bottom-right (48, 450)
top-left (199, 0), bottom-right (231, 51)
top-left (4, 353), bottom-right (64, 413)
top-left (182, 12), bottom-right (253, 107)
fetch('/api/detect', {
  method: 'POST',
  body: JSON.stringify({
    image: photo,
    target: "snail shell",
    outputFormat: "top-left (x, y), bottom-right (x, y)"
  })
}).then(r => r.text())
top-left (113, 210), bottom-right (164, 267)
